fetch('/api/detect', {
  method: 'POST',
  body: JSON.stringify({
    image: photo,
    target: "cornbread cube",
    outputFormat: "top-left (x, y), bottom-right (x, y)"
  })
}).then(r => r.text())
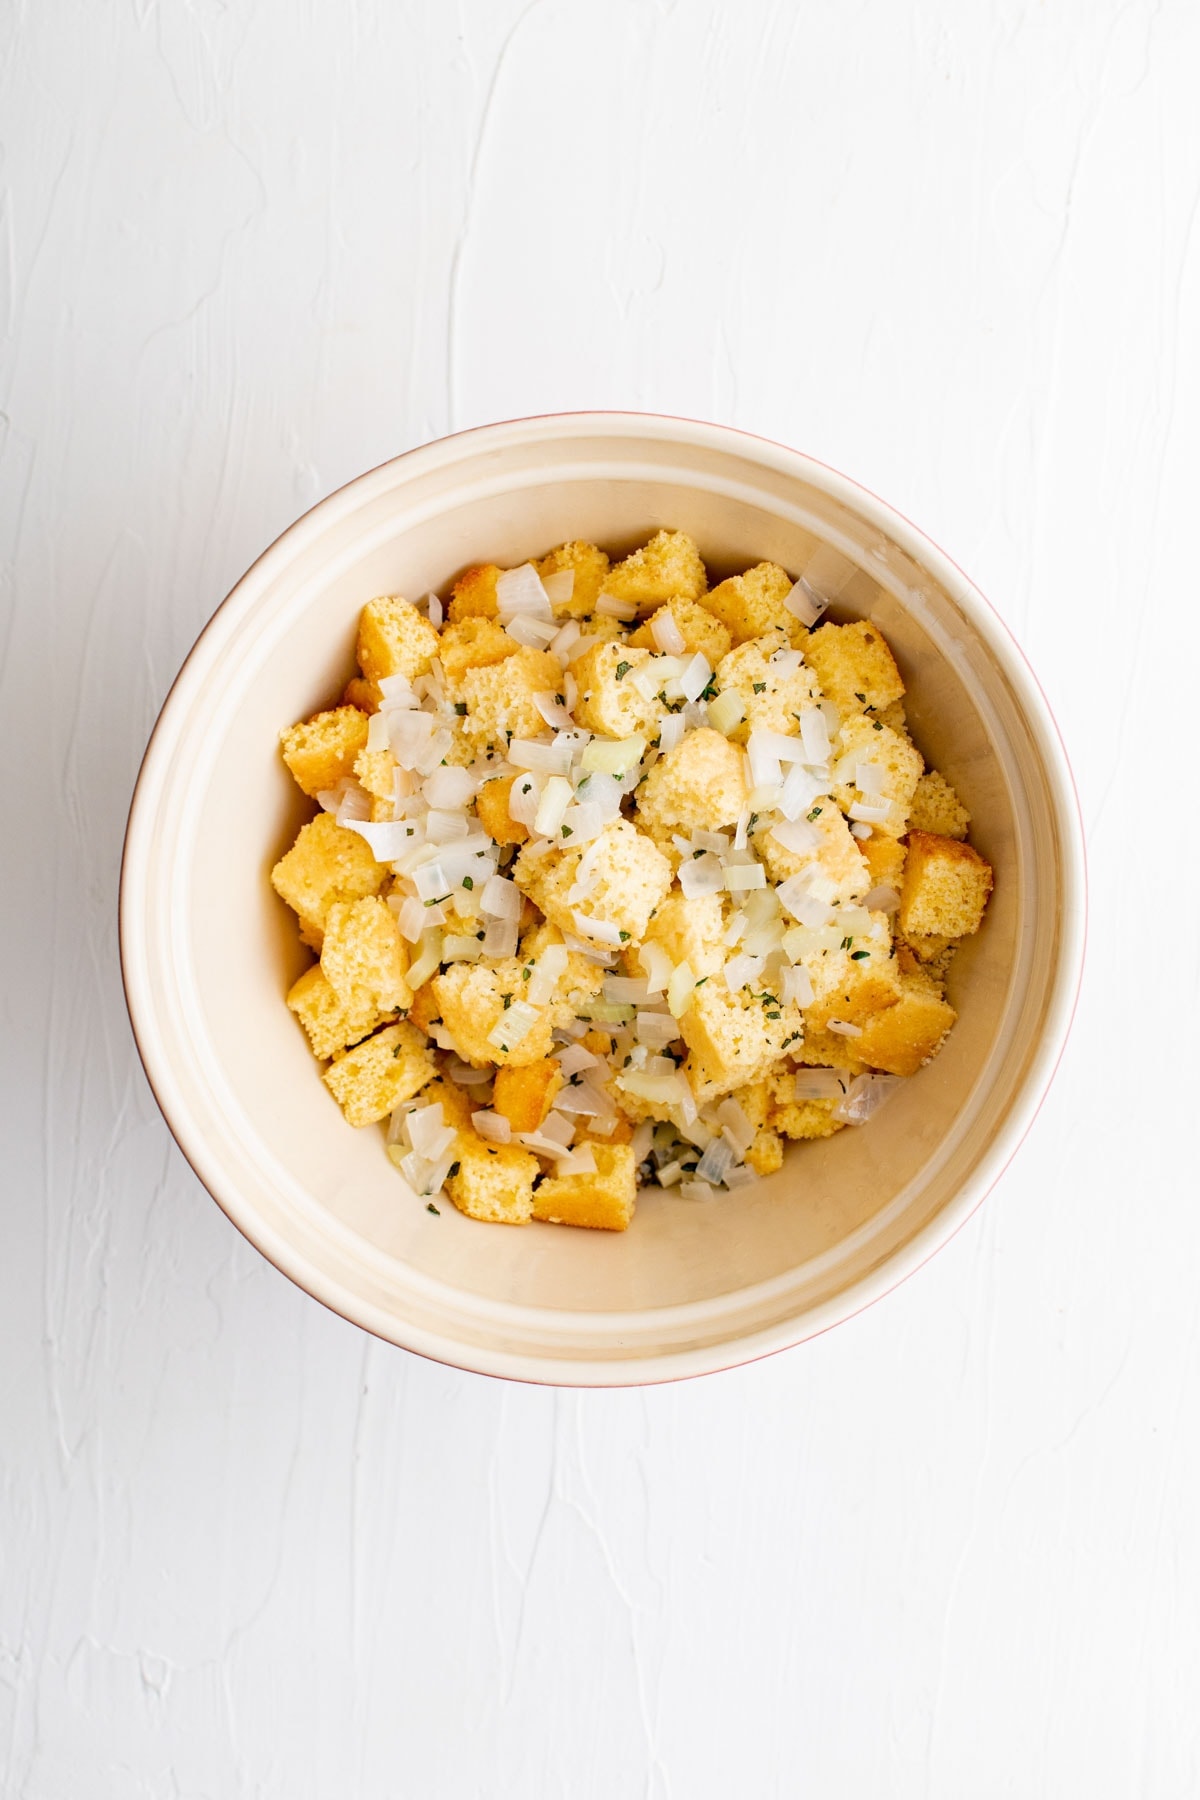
top-left (854, 970), bottom-right (957, 1076)
top-left (323, 1020), bottom-right (436, 1126)
top-left (800, 919), bottom-right (902, 1030)
top-left (729, 1079), bottom-right (771, 1130)
top-left (769, 1092), bottom-right (845, 1140)
top-left (600, 529), bottom-right (707, 611)
top-left (407, 980), bottom-right (442, 1034)
top-left (572, 641), bottom-right (662, 739)
top-left (447, 563), bottom-right (500, 622)
top-left (493, 1059), bottom-right (563, 1134)
top-left (628, 596), bottom-right (732, 665)
top-left (356, 595), bottom-right (440, 684)
top-left (532, 1142), bottom-right (637, 1231)
top-left (899, 830), bottom-right (993, 940)
top-left (419, 1072), bottom-right (476, 1130)
top-left (756, 804), bottom-right (870, 905)
top-left (635, 727), bottom-right (749, 839)
top-left (354, 747), bottom-right (397, 801)
top-left (680, 980), bottom-right (804, 1096)
top-left (535, 540), bottom-right (611, 617)
top-left (475, 774), bottom-right (530, 845)
top-left (287, 963), bottom-right (395, 1060)
top-left (431, 950), bottom-right (597, 1068)
top-left (794, 1031), bottom-right (866, 1072)
top-left (642, 892), bottom-right (727, 978)
top-left (831, 713), bottom-right (924, 838)
top-left (519, 921), bottom-right (609, 998)
top-left (271, 812), bottom-right (388, 945)
top-left (437, 617), bottom-right (516, 690)
top-left (702, 562), bottom-right (801, 646)
top-left (909, 769), bottom-right (970, 839)
top-left (515, 819), bottom-right (673, 949)
top-left (447, 1132), bottom-right (538, 1224)
top-left (745, 1129), bottom-right (784, 1175)
top-left (713, 636), bottom-right (822, 743)
top-left (461, 647), bottom-right (562, 753)
top-left (280, 706), bottom-right (370, 798)
top-left (858, 831), bottom-right (907, 892)
top-left (804, 619), bottom-right (905, 721)
top-left (344, 676), bottom-right (382, 713)
top-left (319, 897), bottom-right (411, 1013)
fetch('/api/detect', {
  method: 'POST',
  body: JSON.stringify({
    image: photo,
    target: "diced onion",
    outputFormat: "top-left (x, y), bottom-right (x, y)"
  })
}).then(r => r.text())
top-left (343, 818), bottom-right (416, 862)
top-left (784, 577), bottom-right (826, 627)
top-left (849, 799), bottom-right (893, 824)
top-left (423, 809), bottom-right (470, 843)
top-left (556, 1043), bottom-right (600, 1077)
top-left (487, 998), bottom-right (541, 1050)
top-left (580, 735), bottom-right (645, 777)
top-left (559, 800), bottom-right (605, 845)
top-left (391, 894), bottom-right (428, 943)
top-left (746, 782), bottom-right (782, 811)
top-left (408, 1103), bottom-right (457, 1161)
top-left (471, 1110), bottom-right (512, 1143)
top-left (507, 773), bottom-right (542, 826)
top-left (724, 952), bottom-right (765, 992)
top-left (776, 875), bottom-right (834, 928)
top-left (650, 610), bottom-right (686, 654)
top-left (826, 1019), bottom-right (863, 1038)
top-left (596, 591), bottom-right (639, 620)
top-left (656, 1160), bottom-right (684, 1187)
top-left (638, 941), bottom-right (673, 995)
top-left (679, 653), bottom-right (712, 703)
top-left (366, 710), bottom-right (391, 752)
top-left (707, 689), bottom-right (745, 736)
top-left (423, 765), bottom-right (476, 808)
top-left (833, 1073), bottom-right (903, 1124)
top-left (781, 965), bottom-right (814, 1006)
top-left (799, 708), bottom-right (831, 764)
top-left (746, 733), bottom-right (782, 788)
top-left (405, 929), bottom-right (443, 991)
top-left (855, 761), bottom-right (886, 796)
top-left (480, 873), bottom-right (521, 920)
top-left (680, 1178), bottom-right (717, 1202)
top-left (658, 714), bottom-right (685, 753)
top-left (554, 1144), bottom-right (598, 1177)
top-left (724, 862), bottom-right (765, 892)
top-left (679, 853), bottom-right (724, 899)
top-left (550, 619), bottom-right (581, 658)
top-left (667, 959), bottom-right (697, 1019)
top-left (534, 774), bottom-right (573, 837)
top-left (862, 884), bottom-right (901, 912)
top-left (770, 817), bottom-right (821, 856)
top-left (442, 933), bottom-right (484, 962)
top-left (423, 591), bottom-right (444, 626)
top-left (636, 1010), bottom-right (681, 1047)
top-left (695, 1138), bottom-right (734, 1185)
top-left (540, 568), bottom-right (575, 607)
top-left (527, 943), bottom-right (568, 1005)
top-left (533, 692), bottom-right (576, 732)
top-left (482, 915), bottom-right (519, 958)
top-left (790, 1068), bottom-right (849, 1100)
top-left (496, 563), bottom-right (553, 620)
top-left (508, 738), bottom-right (573, 776)
top-left (716, 1097), bottom-right (755, 1155)
top-left (378, 673), bottom-right (418, 707)
top-left (777, 762), bottom-right (826, 821)
top-left (849, 821), bottom-right (872, 840)
top-left (604, 975), bottom-right (649, 1003)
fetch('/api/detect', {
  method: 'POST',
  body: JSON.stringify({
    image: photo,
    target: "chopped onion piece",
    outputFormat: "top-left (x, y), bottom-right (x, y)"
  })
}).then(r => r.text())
top-left (378, 673), bottom-right (419, 707)
top-left (781, 965), bottom-right (815, 1006)
top-left (849, 799), bottom-right (893, 824)
top-left (636, 1011), bottom-right (681, 1048)
top-left (442, 934), bottom-right (484, 962)
top-left (507, 773), bottom-right (542, 827)
top-left (667, 959), bottom-right (697, 1019)
top-left (849, 821), bottom-right (872, 840)
top-left (784, 578), bottom-right (826, 627)
top-left (706, 689), bottom-right (745, 736)
top-left (553, 1081), bottom-right (613, 1117)
top-left (482, 915), bottom-right (519, 958)
top-left (791, 1068), bottom-right (849, 1100)
top-left (480, 873), bottom-right (521, 920)
top-left (619, 1068), bottom-right (692, 1106)
top-left (724, 862), bottom-right (766, 892)
top-left (656, 1159), bottom-right (684, 1187)
top-left (799, 708), bottom-right (831, 764)
top-left (769, 648), bottom-right (804, 673)
top-left (559, 800), bottom-right (605, 845)
top-left (724, 952), bottom-right (765, 991)
top-left (487, 998), bottom-right (541, 1050)
top-left (554, 1144), bottom-right (598, 1177)
top-left (573, 769), bottom-right (624, 818)
top-left (550, 618), bottom-right (581, 658)
top-left (837, 906), bottom-right (872, 936)
top-left (571, 911), bottom-right (622, 947)
top-left (679, 652), bottom-right (712, 703)
top-left (746, 733), bottom-right (782, 788)
top-left (716, 1098), bottom-right (755, 1155)
top-left (508, 738), bottom-right (573, 776)
top-left (406, 928), bottom-right (443, 991)
top-left (471, 1110), bottom-right (512, 1144)
top-left (533, 691), bottom-right (576, 732)
top-left (733, 808), bottom-right (751, 850)
top-left (390, 894), bottom-right (425, 943)
top-left (424, 809), bottom-right (470, 844)
top-left (855, 761), bottom-right (886, 796)
top-left (630, 1119), bottom-right (655, 1162)
top-left (680, 1178), bottom-right (717, 1202)
top-left (692, 829), bottom-right (730, 852)
top-left (777, 762), bottom-right (826, 820)
top-left (423, 765), bottom-right (476, 808)
top-left (746, 782), bottom-right (783, 812)
top-left (777, 875), bottom-right (834, 928)
top-left (770, 817), bottom-right (821, 856)
top-left (658, 713), bottom-right (685, 753)
top-left (695, 1138), bottom-right (734, 1185)
top-left (638, 940), bottom-right (673, 995)
top-left (723, 911), bottom-right (746, 947)
top-left (423, 591), bottom-right (444, 626)
top-left (862, 884), bottom-right (901, 913)
top-left (556, 1043), bottom-right (600, 1077)
top-left (534, 773), bottom-right (573, 837)
top-left (580, 734), bottom-right (645, 777)
top-left (526, 942), bottom-right (568, 1005)
top-left (496, 563), bottom-right (553, 620)
top-left (566, 633), bottom-right (600, 662)
top-left (604, 975), bottom-right (649, 1004)
top-left (595, 591), bottom-right (639, 620)
top-left (679, 853), bottom-right (724, 899)
top-left (650, 610), bottom-right (686, 654)
top-left (447, 1059), bottom-right (491, 1086)
top-left (408, 1103), bottom-right (457, 1160)
top-left (366, 709), bottom-right (391, 753)
top-left (826, 1019), bottom-right (863, 1038)
top-left (834, 1073), bottom-right (903, 1124)
top-left (343, 818), bottom-right (416, 863)
top-left (540, 568), bottom-right (575, 607)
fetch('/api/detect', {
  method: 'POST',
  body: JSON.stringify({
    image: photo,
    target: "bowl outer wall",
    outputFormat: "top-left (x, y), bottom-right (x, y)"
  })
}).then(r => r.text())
top-left (120, 413), bottom-right (1086, 1386)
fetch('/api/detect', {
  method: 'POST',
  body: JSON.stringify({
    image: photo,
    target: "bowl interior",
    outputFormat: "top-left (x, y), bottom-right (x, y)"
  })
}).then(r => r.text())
top-left (124, 419), bottom-right (1080, 1381)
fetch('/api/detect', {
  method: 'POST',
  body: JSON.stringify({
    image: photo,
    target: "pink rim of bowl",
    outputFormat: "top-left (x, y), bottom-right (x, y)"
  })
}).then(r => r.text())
top-left (120, 413), bottom-right (1087, 1387)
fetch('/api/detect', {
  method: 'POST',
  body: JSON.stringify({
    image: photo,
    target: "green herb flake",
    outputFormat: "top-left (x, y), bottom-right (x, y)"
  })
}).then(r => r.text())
top-left (766, 1010), bottom-right (781, 1020)
top-left (462, 876), bottom-right (474, 890)
top-left (562, 825), bottom-right (573, 837)
top-left (854, 692), bottom-right (866, 703)
top-left (807, 806), bottom-right (823, 821)
top-left (841, 936), bottom-right (853, 950)
top-left (426, 1202), bottom-right (441, 1215)
top-left (454, 701), bottom-right (467, 715)
top-left (615, 660), bottom-right (631, 680)
top-left (851, 949), bottom-right (870, 961)
top-left (502, 993), bottom-right (513, 1009)
top-left (872, 719), bottom-right (883, 731)
top-left (522, 965), bottom-right (532, 980)
top-left (619, 930), bottom-right (631, 941)
top-left (752, 682), bottom-right (767, 694)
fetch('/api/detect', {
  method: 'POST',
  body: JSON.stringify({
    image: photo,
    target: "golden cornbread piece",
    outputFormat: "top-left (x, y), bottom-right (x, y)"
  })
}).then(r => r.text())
top-left (628, 596), bottom-right (732, 665)
top-left (447, 1132), bottom-right (538, 1224)
top-left (854, 970), bottom-right (958, 1077)
top-left (532, 1143), bottom-right (637, 1232)
top-left (832, 714), bottom-right (924, 838)
top-left (680, 980), bottom-right (804, 1097)
top-left (769, 1093), bottom-right (845, 1141)
top-left (642, 893), bottom-right (727, 979)
top-left (702, 562), bottom-right (802, 646)
top-left (745, 1129), bottom-right (784, 1175)
top-left (757, 806), bottom-right (870, 906)
top-left (431, 943), bottom-right (602, 1067)
top-left (437, 617), bottom-right (516, 690)
top-left (287, 964), bottom-right (395, 1061)
top-left (803, 619), bottom-right (905, 721)
top-left (535, 540), bottom-right (611, 617)
top-left (319, 897), bottom-right (411, 1014)
top-left (420, 1072), bottom-right (476, 1130)
top-left (280, 705), bottom-right (369, 798)
top-left (323, 1020), bottom-right (436, 1126)
top-left (271, 812), bottom-right (388, 947)
top-left (446, 562), bottom-right (500, 622)
top-left (909, 769), bottom-right (970, 839)
top-left (354, 747), bottom-right (396, 801)
top-left (800, 919), bottom-right (901, 1031)
top-left (635, 727), bottom-right (748, 839)
top-left (601, 529), bottom-right (707, 611)
top-left (344, 676), bottom-right (382, 713)
top-left (356, 595), bottom-right (440, 684)
top-left (475, 774), bottom-right (529, 846)
top-left (460, 646), bottom-right (562, 753)
top-left (899, 830), bottom-right (993, 940)
top-left (859, 831), bottom-right (907, 892)
top-left (572, 641), bottom-right (662, 739)
top-left (514, 819), bottom-right (673, 949)
top-left (493, 1059), bottom-right (563, 1134)
top-left (713, 635), bottom-right (821, 743)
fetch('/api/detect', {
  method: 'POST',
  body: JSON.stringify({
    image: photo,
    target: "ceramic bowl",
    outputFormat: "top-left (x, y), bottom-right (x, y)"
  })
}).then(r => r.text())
top-left (120, 413), bottom-right (1085, 1384)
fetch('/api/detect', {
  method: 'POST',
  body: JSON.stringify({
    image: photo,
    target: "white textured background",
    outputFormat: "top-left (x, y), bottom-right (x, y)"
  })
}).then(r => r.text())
top-left (4, 2), bottom-right (1199, 1794)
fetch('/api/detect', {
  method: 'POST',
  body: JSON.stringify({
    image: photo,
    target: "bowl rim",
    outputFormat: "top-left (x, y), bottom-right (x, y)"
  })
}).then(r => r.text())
top-left (119, 410), bottom-right (1087, 1386)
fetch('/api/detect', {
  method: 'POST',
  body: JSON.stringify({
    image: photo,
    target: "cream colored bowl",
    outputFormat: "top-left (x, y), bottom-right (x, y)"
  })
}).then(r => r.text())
top-left (120, 414), bottom-right (1085, 1385)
